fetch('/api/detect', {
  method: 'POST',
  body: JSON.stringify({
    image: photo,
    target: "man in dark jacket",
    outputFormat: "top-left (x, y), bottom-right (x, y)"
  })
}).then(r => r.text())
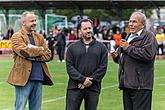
top-left (65, 19), bottom-right (108, 110)
top-left (111, 11), bottom-right (158, 110)
top-left (56, 29), bottom-right (66, 62)
top-left (47, 31), bottom-right (57, 60)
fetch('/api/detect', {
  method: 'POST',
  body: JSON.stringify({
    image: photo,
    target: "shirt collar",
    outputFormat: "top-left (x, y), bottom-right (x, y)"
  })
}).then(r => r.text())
top-left (20, 28), bottom-right (35, 35)
top-left (136, 28), bottom-right (143, 36)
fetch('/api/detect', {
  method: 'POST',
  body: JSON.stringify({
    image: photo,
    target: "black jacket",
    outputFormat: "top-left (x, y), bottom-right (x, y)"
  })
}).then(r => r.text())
top-left (66, 38), bottom-right (108, 93)
top-left (47, 36), bottom-right (56, 49)
top-left (113, 29), bottom-right (158, 90)
top-left (56, 32), bottom-right (66, 46)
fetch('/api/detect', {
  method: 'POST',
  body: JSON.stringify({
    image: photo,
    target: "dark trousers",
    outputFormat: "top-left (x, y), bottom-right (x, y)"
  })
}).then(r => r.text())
top-left (48, 47), bottom-right (54, 60)
top-left (123, 89), bottom-right (152, 110)
top-left (66, 89), bottom-right (99, 110)
top-left (158, 44), bottom-right (164, 55)
top-left (57, 45), bottom-right (65, 61)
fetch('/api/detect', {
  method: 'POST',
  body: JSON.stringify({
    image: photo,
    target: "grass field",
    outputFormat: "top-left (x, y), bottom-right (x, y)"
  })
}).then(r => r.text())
top-left (0, 57), bottom-right (164, 110)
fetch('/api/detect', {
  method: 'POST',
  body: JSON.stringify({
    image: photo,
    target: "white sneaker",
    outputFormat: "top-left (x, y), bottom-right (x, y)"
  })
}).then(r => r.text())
top-left (62, 60), bottom-right (65, 62)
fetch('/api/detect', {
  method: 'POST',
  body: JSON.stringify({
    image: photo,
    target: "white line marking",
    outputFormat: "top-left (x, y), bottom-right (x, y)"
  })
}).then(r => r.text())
top-left (155, 76), bottom-right (165, 79)
top-left (42, 96), bottom-right (66, 104)
top-left (101, 84), bottom-right (118, 90)
top-left (42, 84), bottom-right (118, 104)
top-left (1, 108), bottom-right (13, 110)
top-left (157, 83), bottom-right (165, 86)
top-left (4, 81), bottom-right (165, 109)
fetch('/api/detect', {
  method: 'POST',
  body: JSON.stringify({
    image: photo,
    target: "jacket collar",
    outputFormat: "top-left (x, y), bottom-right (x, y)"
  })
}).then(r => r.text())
top-left (126, 28), bottom-right (147, 43)
top-left (19, 28), bottom-right (38, 45)
top-left (80, 37), bottom-right (96, 46)
top-left (20, 28), bottom-right (35, 36)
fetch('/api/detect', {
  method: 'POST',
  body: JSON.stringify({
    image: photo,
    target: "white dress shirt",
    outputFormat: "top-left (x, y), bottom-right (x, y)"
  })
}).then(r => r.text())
top-left (127, 29), bottom-right (143, 43)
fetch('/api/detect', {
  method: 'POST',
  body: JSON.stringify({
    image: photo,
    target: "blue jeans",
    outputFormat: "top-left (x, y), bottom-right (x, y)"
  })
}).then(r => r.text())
top-left (15, 81), bottom-right (42, 110)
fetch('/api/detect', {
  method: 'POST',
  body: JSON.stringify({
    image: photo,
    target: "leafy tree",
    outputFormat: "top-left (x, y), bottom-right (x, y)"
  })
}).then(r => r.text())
top-left (53, 9), bottom-right (153, 22)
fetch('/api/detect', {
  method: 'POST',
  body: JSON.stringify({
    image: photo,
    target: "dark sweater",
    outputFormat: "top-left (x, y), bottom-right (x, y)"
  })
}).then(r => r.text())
top-left (66, 38), bottom-right (108, 93)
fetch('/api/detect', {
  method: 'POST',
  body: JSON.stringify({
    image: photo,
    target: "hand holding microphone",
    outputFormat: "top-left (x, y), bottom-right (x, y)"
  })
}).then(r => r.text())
top-left (120, 39), bottom-right (129, 50)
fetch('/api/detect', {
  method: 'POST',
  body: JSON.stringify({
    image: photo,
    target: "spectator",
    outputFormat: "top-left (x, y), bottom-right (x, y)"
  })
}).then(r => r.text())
top-left (68, 29), bottom-right (78, 46)
top-left (102, 26), bottom-right (109, 48)
top-left (56, 28), bottom-right (66, 62)
top-left (156, 28), bottom-right (165, 55)
top-left (6, 26), bottom-right (14, 39)
top-left (47, 31), bottom-right (57, 60)
top-left (121, 26), bottom-right (128, 39)
top-left (93, 16), bottom-right (100, 35)
top-left (107, 29), bottom-right (115, 52)
top-left (40, 30), bottom-right (47, 39)
top-left (0, 31), bottom-right (4, 40)
top-left (113, 29), bottom-right (122, 50)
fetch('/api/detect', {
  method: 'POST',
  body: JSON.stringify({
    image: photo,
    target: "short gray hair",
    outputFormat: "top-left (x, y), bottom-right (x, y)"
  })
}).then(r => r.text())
top-left (21, 11), bottom-right (35, 23)
top-left (131, 11), bottom-right (146, 26)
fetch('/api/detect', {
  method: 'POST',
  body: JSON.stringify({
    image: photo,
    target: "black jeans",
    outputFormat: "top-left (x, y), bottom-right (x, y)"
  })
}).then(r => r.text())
top-left (57, 45), bottom-right (65, 61)
top-left (48, 47), bottom-right (54, 60)
top-left (158, 43), bottom-right (164, 55)
top-left (123, 89), bottom-right (152, 110)
top-left (66, 89), bottom-right (99, 110)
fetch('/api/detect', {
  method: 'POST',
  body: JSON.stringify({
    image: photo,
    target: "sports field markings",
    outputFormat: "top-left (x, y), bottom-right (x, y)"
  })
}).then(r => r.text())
top-left (42, 96), bottom-right (66, 104)
top-left (42, 84), bottom-right (118, 104)
top-left (157, 83), bottom-right (165, 86)
top-left (101, 84), bottom-right (118, 90)
top-left (41, 81), bottom-right (165, 104)
top-left (2, 109), bottom-right (13, 110)
top-left (2, 84), bottom-right (118, 110)
top-left (155, 76), bottom-right (165, 79)
top-left (3, 82), bottom-right (165, 110)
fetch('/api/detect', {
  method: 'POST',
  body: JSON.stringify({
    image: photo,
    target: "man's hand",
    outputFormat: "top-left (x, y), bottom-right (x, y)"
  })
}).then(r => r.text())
top-left (110, 51), bottom-right (118, 58)
top-left (120, 39), bottom-right (130, 50)
top-left (78, 77), bottom-right (93, 90)
top-left (27, 44), bottom-right (37, 48)
top-left (39, 46), bottom-right (44, 50)
top-left (83, 77), bottom-right (93, 87)
top-left (27, 44), bottom-right (44, 50)
top-left (78, 83), bottom-right (85, 89)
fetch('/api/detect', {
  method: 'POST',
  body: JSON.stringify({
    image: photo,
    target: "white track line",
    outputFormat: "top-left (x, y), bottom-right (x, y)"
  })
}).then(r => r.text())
top-left (42, 84), bottom-right (118, 104)
top-left (3, 80), bottom-right (165, 109)
top-left (42, 96), bottom-right (66, 104)
top-left (2, 84), bottom-right (117, 110)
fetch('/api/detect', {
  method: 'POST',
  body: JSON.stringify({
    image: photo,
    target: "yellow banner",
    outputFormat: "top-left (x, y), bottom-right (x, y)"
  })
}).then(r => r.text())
top-left (0, 40), bottom-right (12, 51)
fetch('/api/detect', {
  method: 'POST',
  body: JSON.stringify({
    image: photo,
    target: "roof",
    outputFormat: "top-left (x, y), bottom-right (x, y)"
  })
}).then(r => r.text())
top-left (0, 0), bottom-right (164, 9)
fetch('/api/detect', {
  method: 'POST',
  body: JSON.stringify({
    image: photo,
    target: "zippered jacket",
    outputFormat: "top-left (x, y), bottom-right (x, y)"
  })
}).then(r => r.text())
top-left (113, 28), bottom-right (158, 90)
top-left (66, 38), bottom-right (108, 93)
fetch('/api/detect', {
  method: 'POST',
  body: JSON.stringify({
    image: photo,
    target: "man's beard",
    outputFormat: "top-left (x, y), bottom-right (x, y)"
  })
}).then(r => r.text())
top-left (29, 26), bottom-right (36, 32)
top-left (86, 36), bottom-right (92, 40)
top-left (84, 35), bottom-right (92, 41)
top-left (86, 32), bottom-right (93, 38)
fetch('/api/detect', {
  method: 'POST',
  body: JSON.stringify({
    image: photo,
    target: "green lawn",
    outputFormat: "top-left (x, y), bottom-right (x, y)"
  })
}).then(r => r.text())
top-left (0, 57), bottom-right (164, 110)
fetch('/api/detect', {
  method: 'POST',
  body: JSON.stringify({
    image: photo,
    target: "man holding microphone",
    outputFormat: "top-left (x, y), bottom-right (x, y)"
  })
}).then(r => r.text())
top-left (111, 11), bottom-right (158, 110)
